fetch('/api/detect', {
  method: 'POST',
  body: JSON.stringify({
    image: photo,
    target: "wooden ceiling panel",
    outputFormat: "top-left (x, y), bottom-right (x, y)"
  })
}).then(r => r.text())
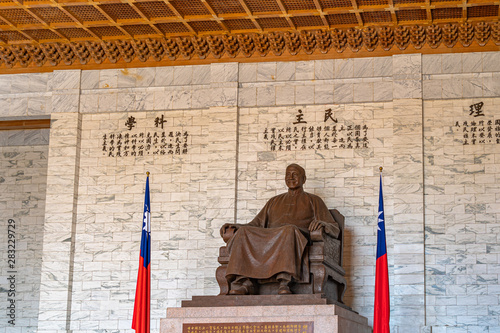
top-left (319, 0), bottom-right (353, 9)
top-left (281, 0), bottom-right (318, 11)
top-left (189, 20), bottom-right (224, 33)
top-left (134, 1), bottom-right (175, 19)
top-left (0, 30), bottom-right (31, 42)
top-left (156, 22), bottom-right (190, 34)
top-left (28, 7), bottom-right (74, 23)
top-left (168, 0), bottom-right (211, 16)
top-left (432, 7), bottom-right (462, 19)
top-left (23, 28), bottom-right (61, 40)
top-left (0, 8), bottom-right (41, 25)
top-left (291, 15), bottom-right (325, 27)
top-left (55, 27), bottom-right (92, 38)
top-left (396, 8), bottom-right (427, 21)
top-left (256, 17), bottom-right (290, 29)
top-left (326, 12), bottom-right (359, 25)
top-left (63, 5), bottom-right (108, 22)
top-left (99, 3), bottom-right (142, 21)
top-left (89, 25), bottom-right (126, 37)
top-left (205, 0), bottom-right (246, 14)
top-left (243, 0), bottom-right (281, 13)
top-left (361, 11), bottom-right (392, 23)
top-left (224, 18), bottom-right (258, 31)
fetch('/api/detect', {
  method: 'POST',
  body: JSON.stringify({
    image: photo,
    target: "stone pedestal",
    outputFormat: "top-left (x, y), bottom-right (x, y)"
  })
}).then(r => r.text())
top-left (161, 296), bottom-right (371, 333)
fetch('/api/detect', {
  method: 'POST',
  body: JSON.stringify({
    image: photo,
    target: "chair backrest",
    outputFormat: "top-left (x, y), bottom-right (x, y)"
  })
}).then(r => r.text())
top-left (330, 209), bottom-right (345, 267)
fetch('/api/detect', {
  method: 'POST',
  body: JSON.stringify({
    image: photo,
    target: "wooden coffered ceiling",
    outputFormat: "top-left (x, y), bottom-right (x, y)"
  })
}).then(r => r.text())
top-left (0, 0), bottom-right (499, 72)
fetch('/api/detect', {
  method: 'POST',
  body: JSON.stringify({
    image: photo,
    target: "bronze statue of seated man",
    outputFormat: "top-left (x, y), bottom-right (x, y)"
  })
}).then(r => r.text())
top-left (220, 163), bottom-right (340, 295)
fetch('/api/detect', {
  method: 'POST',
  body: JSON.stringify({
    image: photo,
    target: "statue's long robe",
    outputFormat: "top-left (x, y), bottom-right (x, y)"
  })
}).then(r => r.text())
top-left (226, 190), bottom-right (339, 280)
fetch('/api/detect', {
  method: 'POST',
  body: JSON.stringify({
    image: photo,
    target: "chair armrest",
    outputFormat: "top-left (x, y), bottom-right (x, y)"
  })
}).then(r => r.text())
top-left (221, 226), bottom-right (237, 243)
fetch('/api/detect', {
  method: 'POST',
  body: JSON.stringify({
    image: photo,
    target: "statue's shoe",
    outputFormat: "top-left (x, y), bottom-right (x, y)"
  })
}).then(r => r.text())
top-left (229, 280), bottom-right (254, 295)
top-left (278, 285), bottom-right (292, 295)
top-left (229, 285), bottom-right (248, 295)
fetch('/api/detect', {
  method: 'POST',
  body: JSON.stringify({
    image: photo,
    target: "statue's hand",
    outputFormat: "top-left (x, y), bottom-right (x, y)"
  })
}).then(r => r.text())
top-left (308, 220), bottom-right (325, 232)
top-left (220, 223), bottom-right (240, 237)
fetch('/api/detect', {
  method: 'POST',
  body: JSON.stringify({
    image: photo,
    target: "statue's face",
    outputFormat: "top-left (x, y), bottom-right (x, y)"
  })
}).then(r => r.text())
top-left (285, 166), bottom-right (305, 190)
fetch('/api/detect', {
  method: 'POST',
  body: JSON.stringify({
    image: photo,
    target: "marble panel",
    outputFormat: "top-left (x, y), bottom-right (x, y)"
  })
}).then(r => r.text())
top-left (394, 54), bottom-right (422, 75)
top-left (174, 66), bottom-right (193, 85)
top-left (333, 82), bottom-right (353, 103)
top-left (353, 82), bottom-right (374, 102)
top-left (0, 74), bottom-right (12, 94)
top-left (315, 84), bottom-right (334, 104)
top-left (295, 85), bottom-right (315, 104)
top-left (29, 73), bottom-right (50, 92)
top-left (423, 79), bottom-right (442, 100)
top-left (99, 69), bottom-right (118, 89)
top-left (482, 52), bottom-right (500, 72)
top-left (276, 62), bottom-right (295, 81)
top-left (442, 54), bottom-right (462, 74)
top-left (11, 74), bottom-right (30, 93)
top-left (98, 93), bottom-right (117, 112)
top-left (51, 70), bottom-right (80, 90)
top-left (374, 57), bottom-right (393, 77)
top-left (462, 76), bottom-right (483, 98)
top-left (136, 68), bottom-right (156, 87)
top-left (192, 87), bottom-right (210, 108)
top-left (211, 87), bottom-right (238, 107)
top-left (238, 87), bottom-right (257, 107)
top-left (296, 61), bottom-right (314, 80)
top-left (393, 78), bottom-right (422, 99)
top-left (155, 67), bottom-right (175, 86)
top-left (81, 70), bottom-right (100, 90)
top-left (315, 60), bottom-right (334, 80)
top-left (335, 59), bottom-right (354, 78)
top-left (256, 86), bottom-right (275, 106)
top-left (257, 62), bottom-right (277, 82)
top-left (10, 97), bottom-right (28, 116)
top-left (28, 96), bottom-right (50, 116)
top-left (462, 53), bottom-right (483, 73)
top-left (374, 81), bottom-right (393, 101)
top-left (239, 63), bottom-right (257, 82)
top-left (353, 58), bottom-right (374, 78)
top-left (79, 93), bottom-right (98, 113)
top-left (442, 79), bottom-right (463, 99)
top-left (117, 68), bottom-right (137, 88)
top-left (0, 97), bottom-right (10, 116)
top-left (192, 65), bottom-right (211, 85)
top-left (171, 90), bottom-right (192, 109)
top-left (211, 63), bottom-right (238, 82)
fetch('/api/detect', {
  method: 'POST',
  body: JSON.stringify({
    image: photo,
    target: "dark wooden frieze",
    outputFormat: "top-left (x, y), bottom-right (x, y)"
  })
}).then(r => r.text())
top-left (0, 23), bottom-right (499, 73)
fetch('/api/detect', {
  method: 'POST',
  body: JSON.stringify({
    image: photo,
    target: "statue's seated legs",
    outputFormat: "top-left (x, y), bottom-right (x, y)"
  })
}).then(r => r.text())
top-left (228, 272), bottom-right (295, 295)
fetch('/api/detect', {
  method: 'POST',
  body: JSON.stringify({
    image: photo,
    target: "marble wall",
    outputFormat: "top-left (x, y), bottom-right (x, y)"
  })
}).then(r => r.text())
top-left (0, 131), bottom-right (48, 333)
top-left (0, 51), bottom-right (500, 333)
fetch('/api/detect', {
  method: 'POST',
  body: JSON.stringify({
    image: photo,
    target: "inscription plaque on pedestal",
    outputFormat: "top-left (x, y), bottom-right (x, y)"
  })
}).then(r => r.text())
top-left (183, 321), bottom-right (313, 333)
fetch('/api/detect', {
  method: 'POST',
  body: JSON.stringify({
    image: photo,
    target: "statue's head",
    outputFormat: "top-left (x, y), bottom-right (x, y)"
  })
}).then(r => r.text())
top-left (285, 163), bottom-right (306, 190)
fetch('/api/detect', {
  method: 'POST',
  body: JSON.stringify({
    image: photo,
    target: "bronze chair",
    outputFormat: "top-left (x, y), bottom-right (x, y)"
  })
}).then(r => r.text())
top-left (216, 209), bottom-right (347, 304)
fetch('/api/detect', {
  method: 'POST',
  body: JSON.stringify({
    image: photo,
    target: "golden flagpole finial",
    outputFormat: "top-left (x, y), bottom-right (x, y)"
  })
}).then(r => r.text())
top-left (379, 167), bottom-right (383, 172)
top-left (146, 171), bottom-right (150, 177)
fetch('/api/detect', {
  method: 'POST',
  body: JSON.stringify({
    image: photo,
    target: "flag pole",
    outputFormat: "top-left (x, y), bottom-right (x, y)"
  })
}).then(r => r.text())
top-left (132, 172), bottom-right (151, 333)
top-left (374, 166), bottom-right (390, 333)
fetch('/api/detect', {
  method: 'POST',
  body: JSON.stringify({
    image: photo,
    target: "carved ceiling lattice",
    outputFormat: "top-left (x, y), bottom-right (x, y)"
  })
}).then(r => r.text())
top-left (0, 0), bottom-right (499, 71)
top-left (1, 23), bottom-right (499, 70)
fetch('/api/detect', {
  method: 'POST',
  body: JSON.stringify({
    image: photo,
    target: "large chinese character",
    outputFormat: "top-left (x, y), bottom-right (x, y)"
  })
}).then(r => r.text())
top-left (324, 108), bottom-right (338, 123)
top-left (293, 109), bottom-right (307, 125)
top-left (469, 102), bottom-right (485, 117)
top-left (125, 116), bottom-right (137, 130)
top-left (155, 114), bottom-right (167, 129)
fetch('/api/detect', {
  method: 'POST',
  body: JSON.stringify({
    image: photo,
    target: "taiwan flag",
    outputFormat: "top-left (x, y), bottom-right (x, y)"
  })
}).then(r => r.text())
top-left (374, 171), bottom-right (390, 333)
top-left (132, 174), bottom-right (151, 333)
